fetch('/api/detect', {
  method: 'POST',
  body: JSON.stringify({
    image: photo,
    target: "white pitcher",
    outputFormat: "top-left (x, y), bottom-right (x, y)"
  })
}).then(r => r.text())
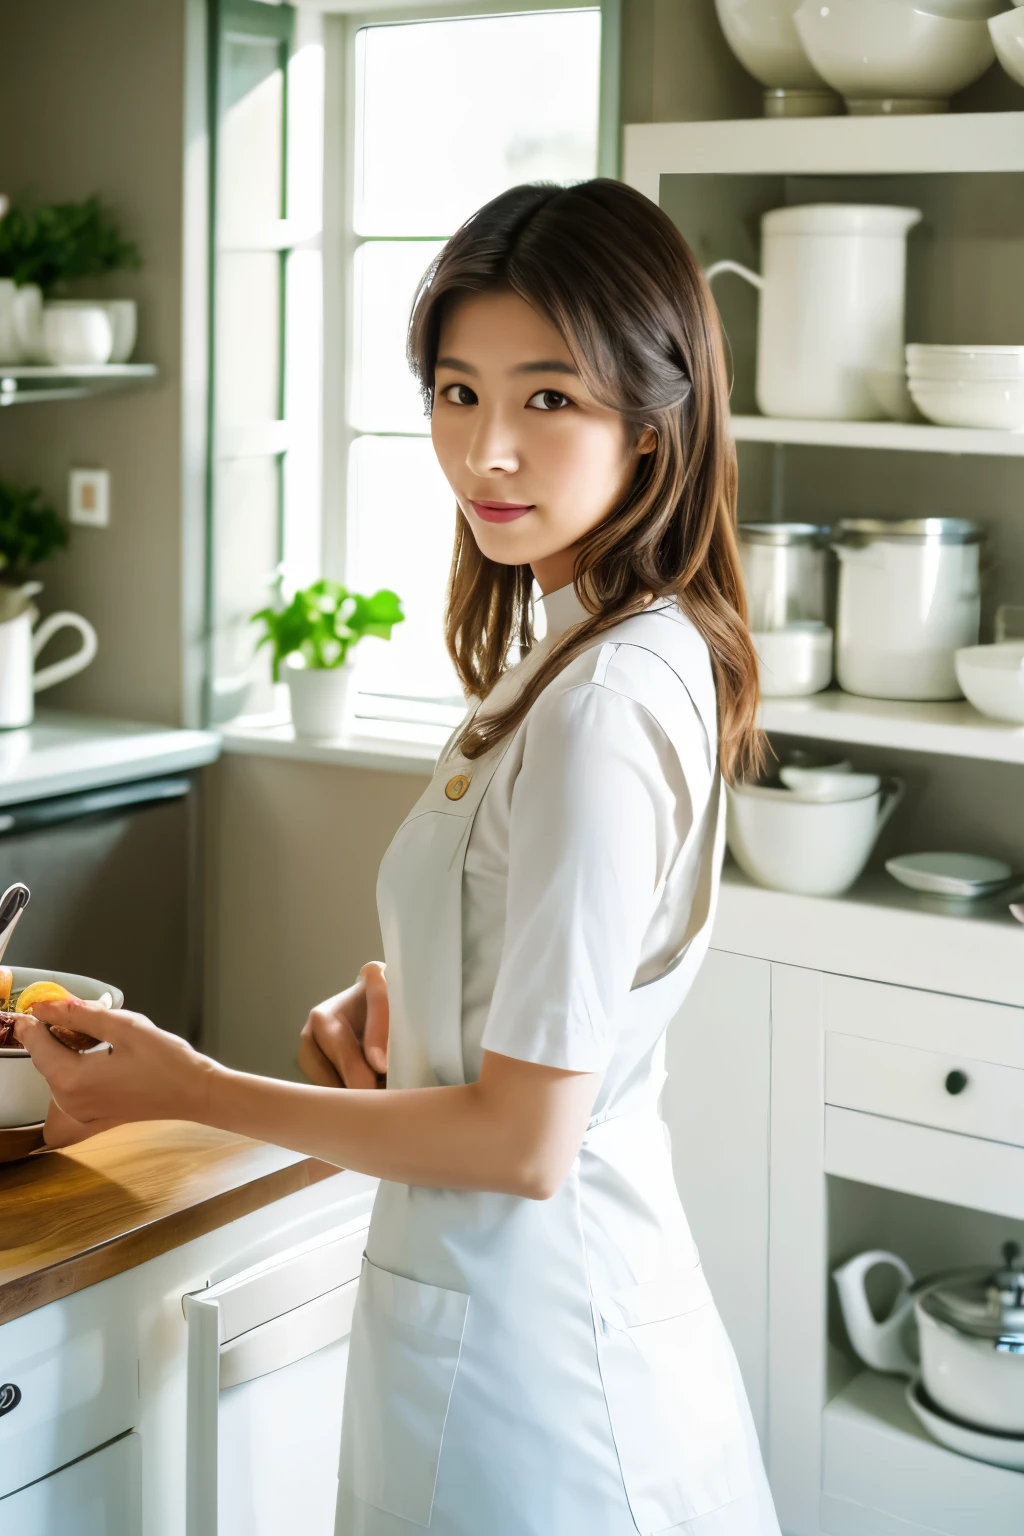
top-left (706, 204), bottom-right (922, 420)
top-left (0, 606), bottom-right (99, 728)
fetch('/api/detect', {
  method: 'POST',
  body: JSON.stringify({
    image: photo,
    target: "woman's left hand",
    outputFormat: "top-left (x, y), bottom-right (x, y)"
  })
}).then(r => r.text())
top-left (13, 997), bottom-right (216, 1127)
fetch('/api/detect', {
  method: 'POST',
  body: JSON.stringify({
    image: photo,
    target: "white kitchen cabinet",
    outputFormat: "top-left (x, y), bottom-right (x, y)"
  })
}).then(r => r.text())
top-left (664, 947), bottom-right (773, 1444)
top-left (0, 1430), bottom-right (141, 1535)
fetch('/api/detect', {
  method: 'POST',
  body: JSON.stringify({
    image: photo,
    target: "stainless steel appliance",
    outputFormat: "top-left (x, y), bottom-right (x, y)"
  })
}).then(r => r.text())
top-left (0, 773), bottom-right (202, 1041)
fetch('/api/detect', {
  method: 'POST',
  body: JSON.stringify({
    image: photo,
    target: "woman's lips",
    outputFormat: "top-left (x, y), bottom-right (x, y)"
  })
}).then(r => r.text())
top-left (468, 500), bottom-right (534, 524)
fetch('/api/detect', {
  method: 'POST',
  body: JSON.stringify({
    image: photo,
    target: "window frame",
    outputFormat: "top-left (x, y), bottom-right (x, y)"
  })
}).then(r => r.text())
top-left (319, 0), bottom-right (620, 718)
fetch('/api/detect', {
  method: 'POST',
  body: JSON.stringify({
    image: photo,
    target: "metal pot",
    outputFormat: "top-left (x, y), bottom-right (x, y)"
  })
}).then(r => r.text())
top-left (738, 522), bottom-right (832, 631)
top-left (834, 517), bottom-right (983, 701)
top-left (833, 1244), bottom-right (1024, 1435)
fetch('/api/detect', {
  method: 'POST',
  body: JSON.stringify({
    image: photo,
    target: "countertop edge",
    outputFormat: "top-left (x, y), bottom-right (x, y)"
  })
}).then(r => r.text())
top-left (0, 1150), bottom-right (338, 1327)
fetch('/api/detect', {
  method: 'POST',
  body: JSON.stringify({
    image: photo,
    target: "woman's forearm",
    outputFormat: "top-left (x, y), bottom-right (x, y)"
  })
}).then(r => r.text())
top-left (202, 1058), bottom-right (592, 1199)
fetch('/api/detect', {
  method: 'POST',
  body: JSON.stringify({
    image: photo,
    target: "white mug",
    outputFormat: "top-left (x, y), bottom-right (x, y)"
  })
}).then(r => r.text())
top-left (45, 299), bottom-right (136, 363)
top-left (41, 304), bottom-right (114, 366)
top-left (0, 609), bottom-right (99, 728)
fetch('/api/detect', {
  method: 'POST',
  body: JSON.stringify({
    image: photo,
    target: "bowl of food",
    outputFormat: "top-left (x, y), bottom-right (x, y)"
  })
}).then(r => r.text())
top-left (0, 968), bottom-right (123, 1129)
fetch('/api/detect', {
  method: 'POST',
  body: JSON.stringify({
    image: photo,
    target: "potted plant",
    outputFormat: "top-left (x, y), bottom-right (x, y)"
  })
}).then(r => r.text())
top-left (0, 195), bottom-right (142, 364)
top-left (252, 579), bottom-right (405, 738)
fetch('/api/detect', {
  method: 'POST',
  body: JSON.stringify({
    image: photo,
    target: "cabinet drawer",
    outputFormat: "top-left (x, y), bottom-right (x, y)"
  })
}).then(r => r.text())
top-left (826, 1032), bottom-right (1024, 1149)
top-left (0, 1431), bottom-right (140, 1535)
top-left (0, 1276), bottom-right (137, 1499)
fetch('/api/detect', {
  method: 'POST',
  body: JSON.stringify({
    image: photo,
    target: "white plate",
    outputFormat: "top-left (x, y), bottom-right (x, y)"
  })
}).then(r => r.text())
top-left (886, 851), bottom-right (1014, 897)
top-left (906, 1379), bottom-right (1024, 1471)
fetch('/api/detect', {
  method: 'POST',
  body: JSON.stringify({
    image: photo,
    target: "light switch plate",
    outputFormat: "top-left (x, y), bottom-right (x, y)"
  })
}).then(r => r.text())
top-left (69, 468), bottom-right (110, 528)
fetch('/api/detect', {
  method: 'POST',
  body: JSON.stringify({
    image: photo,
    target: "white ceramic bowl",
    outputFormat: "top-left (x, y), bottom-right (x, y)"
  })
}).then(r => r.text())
top-left (0, 967), bottom-right (124, 1128)
top-left (41, 305), bottom-right (114, 367)
top-left (955, 641), bottom-right (1024, 721)
top-left (907, 345), bottom-right (1024, 382)
top-left (726, 778), bottom-right (901, 897)
top-left (990, 6), bottom-right (1024, 87)
top-left (909, 377), bottom-right (1024, 430)
top-left (715, 0), bottom-right (829, 89)
top-left (752, 623), bottom-right (833, 696)
top-left (794, 0), bottom-right (996, 110)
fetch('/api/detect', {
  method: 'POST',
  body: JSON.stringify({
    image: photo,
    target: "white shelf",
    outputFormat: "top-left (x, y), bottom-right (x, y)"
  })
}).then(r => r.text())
top-left (760, 689), bottom-right (1024, 765)
top-left (822, 1372), bottom-right (1024, 1536)
top-left (716, 866), bottom-right (1023, 1009)
top-left (623, 111), bottom-right (1024, 199)
top-left (0, 364), bottom-right (157, 406)
top-left (732, 413), bottom-right (1024, 457)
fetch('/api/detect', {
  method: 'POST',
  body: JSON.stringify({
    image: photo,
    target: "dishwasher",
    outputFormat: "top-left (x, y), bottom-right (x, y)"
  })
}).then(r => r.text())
top-left (184, 1176), bottom-right (376, 1536)
top-left (0, 772), bottom-right (202, 1040)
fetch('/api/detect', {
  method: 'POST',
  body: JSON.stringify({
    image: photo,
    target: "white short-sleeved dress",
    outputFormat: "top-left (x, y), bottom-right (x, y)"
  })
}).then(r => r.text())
top-left (336, 584), bottom-right (780, 1536)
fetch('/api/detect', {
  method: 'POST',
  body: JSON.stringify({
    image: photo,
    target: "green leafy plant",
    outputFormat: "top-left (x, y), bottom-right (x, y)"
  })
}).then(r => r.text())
top-left (0, 480), bottom-right (68, 582)
top-left (252, 579), bottom-right (405, 682)
top-left (0, 196), bottom-right (142, 294)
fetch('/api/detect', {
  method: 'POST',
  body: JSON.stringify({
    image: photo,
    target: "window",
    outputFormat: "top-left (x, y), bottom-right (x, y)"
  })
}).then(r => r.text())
top-left (335, 0), bottom-right (610, 725)
top-left (206, 0), bottom-right (614, 734)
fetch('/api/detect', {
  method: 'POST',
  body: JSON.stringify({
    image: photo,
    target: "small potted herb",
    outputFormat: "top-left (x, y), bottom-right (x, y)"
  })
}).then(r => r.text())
top-left (252, 579), bottom-right (405, 738)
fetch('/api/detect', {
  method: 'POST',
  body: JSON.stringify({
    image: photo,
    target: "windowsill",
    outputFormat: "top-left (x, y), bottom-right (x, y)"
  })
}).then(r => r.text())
top-left (219, 713), bottom-right (446, 776)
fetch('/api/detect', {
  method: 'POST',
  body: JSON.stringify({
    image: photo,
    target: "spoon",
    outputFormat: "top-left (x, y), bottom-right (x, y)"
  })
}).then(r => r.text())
top-left (0, 882), bottom-right (30, 965)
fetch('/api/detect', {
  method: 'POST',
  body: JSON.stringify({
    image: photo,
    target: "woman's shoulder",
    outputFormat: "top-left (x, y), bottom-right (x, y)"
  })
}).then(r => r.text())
top-left (531, 601), bottom-right (716, 774)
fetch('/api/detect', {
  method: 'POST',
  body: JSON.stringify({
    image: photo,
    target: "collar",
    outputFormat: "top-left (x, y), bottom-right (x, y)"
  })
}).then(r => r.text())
top-left (536, 582), bottom-right (590, 644)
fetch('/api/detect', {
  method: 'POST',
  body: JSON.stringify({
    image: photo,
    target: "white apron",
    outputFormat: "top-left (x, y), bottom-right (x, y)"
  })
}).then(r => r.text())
top-left (336, 604), bottom-right (780, 1536)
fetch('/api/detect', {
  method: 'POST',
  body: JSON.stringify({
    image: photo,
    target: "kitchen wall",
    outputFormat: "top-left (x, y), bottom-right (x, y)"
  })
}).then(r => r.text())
top-left (205, 754), bottom-right (425, 1078)
top-left (0, 0), bottom-right (201, 727)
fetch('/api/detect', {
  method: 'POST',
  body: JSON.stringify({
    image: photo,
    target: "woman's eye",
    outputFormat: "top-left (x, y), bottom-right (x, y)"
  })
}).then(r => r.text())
top-left (440, 383), bottom-right (477, 406)
top-left (527, 389), bottom-right (572, 412)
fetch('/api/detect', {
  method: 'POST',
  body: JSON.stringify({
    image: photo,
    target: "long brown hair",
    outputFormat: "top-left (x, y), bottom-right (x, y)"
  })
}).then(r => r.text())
top-left (407, 179), bottom-right (761, 782)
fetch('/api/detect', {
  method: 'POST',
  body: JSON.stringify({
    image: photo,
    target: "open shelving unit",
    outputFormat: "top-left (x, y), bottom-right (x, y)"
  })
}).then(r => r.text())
top-left (0, 364), bottom-right (158, 406)
top-left (759, 690), bottom-right (1024, 765)
top-left (731, 413), bottom-right (1024, 457)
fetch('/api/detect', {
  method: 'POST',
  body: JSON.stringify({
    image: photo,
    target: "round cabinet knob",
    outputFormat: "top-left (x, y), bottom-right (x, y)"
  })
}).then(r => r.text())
top-left (944, 1069), bottom-right (969, 1096)
top-left (0, 1383), bottom-right (21, 1417)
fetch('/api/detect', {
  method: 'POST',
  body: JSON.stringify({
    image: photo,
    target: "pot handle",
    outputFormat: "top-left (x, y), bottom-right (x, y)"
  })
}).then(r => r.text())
top-left (833, 1250), bottom-right (917, 1376)
top-left (876, 777), bottom-right (904, 835)
top-left (32, 611), bottom-right (99, 693)
top-left (704, 260), bottom-right (765, 291)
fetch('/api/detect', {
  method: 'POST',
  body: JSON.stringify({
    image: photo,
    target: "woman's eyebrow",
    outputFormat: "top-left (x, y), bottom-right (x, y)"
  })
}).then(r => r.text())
top-left (435, 356), bottom-right (578, 378)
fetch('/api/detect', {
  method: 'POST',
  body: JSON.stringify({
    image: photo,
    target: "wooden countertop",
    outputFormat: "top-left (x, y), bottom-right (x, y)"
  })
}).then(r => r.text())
top-left (0, 1121), bottom-right (338, 1326)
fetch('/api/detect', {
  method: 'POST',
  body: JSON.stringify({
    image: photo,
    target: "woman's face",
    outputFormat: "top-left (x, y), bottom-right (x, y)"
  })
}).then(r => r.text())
top-left (430, 289), bottom-right (652, 593)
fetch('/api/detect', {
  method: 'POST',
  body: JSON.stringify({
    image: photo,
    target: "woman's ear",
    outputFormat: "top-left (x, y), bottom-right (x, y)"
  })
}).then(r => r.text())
top-left (637, 425), bottom-right (658, 455)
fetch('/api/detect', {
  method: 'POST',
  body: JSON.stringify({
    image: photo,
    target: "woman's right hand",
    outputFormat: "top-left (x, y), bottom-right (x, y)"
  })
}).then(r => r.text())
top-left (297, 961), bottom-right (389, 1090)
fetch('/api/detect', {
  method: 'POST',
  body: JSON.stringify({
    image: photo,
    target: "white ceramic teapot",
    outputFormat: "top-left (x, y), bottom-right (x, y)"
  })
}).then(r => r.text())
top-left (834, 1245), bottom-right (1024, 1436)
top-left (0, 586), bottom-right (98, 728)
top-left (706, 203), bottom-right (922, 420)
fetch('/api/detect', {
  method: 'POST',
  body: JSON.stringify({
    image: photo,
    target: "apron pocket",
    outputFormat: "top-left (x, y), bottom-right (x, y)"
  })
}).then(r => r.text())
top-left (342, 1255), bottom-right (469, 1527)
top-left (594, 1264), bottom-right (752, 1533)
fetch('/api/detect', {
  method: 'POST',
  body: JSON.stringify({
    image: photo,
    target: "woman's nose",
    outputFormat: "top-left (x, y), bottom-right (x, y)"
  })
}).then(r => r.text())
top-left (465, 409), bottom-right (519, 477)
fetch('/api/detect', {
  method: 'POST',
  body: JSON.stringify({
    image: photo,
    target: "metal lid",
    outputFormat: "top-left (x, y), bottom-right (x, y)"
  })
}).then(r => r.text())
top-left (836, 518), bottom-right (983, 547)
top-left (918, 1243), bottom-right (1024, 1345)
top-left (738, 522), bottom-right (831, 547)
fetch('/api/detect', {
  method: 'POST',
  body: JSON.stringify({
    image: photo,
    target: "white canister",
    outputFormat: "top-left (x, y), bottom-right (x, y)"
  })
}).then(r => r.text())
top-left (834, 518), bottom-right (982, 701)
top-left (0, 608), bottom-right (99, 728)
top-left (707, 203), bottom-right (922, 420)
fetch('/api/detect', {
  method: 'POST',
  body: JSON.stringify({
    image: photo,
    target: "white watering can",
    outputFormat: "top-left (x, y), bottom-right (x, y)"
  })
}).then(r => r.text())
top-left (0, 585), bottom-right (98, 728)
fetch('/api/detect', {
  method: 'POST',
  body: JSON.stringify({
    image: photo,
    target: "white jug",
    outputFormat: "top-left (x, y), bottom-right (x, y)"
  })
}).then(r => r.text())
top-left (0, 607), bottom-right (99, 728)
top-left (706, 204), bottom-right (922, 420)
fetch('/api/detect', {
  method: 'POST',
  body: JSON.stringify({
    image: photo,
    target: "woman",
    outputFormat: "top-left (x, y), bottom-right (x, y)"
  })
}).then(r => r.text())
top-left (17, 180), bottom-right (780, 1536)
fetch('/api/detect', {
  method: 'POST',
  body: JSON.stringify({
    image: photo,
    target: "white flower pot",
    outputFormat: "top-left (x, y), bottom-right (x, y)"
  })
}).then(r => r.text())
top-left (286, 659), bottom-right (357, 738)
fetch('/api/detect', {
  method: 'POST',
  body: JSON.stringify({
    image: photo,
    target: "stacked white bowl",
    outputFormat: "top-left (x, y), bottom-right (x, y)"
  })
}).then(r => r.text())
top-left (906, 345), bottom-right (1024, 431)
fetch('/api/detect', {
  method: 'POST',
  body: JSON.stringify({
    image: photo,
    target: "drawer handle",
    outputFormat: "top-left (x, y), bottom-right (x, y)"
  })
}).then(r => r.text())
top-left (0, 1383), bottom-right (21, 1417)
top-left (944, 1070), bottom-right (969, 1096)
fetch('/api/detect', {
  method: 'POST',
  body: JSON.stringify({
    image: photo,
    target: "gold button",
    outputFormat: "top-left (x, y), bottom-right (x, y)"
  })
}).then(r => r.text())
top-left (445, 774), bottom-right (471, 801)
